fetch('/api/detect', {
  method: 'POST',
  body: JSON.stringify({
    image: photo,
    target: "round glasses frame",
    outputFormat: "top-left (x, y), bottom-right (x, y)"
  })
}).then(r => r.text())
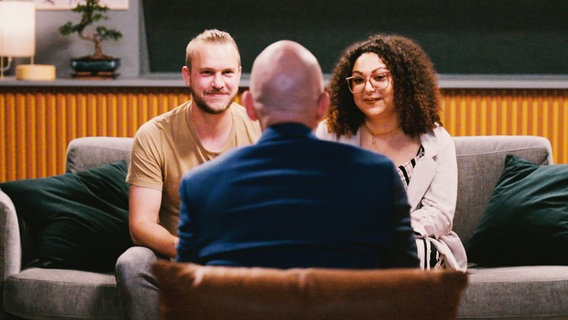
top-left (345, 71), bottom-right (390, 94)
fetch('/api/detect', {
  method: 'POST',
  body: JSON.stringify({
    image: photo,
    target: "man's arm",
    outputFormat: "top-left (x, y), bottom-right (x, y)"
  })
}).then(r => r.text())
top-left (129, 185), bottom-right (178, 258)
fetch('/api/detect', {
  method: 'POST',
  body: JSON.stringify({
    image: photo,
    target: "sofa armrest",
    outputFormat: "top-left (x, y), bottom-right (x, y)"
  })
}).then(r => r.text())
top-left (0, 189), bottom-right (21, 319)
top-left (66, 137), bottom-right (134, 173)
top-left (0, 189), bottom-right (21, 282)
top-left (453, 135), bottom-right (553, 246)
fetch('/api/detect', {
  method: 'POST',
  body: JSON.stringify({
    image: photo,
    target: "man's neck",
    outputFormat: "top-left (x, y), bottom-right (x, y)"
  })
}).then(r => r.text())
top-left (189, 102), bottom-right (233, 153)
top-left (261, 110), bottom-right (318, 132)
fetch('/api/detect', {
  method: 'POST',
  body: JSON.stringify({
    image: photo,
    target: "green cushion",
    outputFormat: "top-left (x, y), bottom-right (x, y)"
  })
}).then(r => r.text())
top-left (467, 155), bottom-right (568, 267)
top-left (0, 161), bottom-right (132, 272)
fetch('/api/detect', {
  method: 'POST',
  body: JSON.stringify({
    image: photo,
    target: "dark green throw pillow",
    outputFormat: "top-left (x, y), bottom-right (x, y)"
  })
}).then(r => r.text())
top-left (467, 155), bottom-right (568, 267)
top-left (0, 161), bottom-right (132, 272)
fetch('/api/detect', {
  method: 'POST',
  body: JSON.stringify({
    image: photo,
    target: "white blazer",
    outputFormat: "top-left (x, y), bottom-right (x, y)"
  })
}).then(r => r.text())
top-left (315, 121), bottom-right (467, 270)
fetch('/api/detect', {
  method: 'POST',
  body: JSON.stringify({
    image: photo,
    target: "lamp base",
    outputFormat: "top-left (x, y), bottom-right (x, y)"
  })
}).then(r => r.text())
top-left (16, 64), bottom-right (56, 81)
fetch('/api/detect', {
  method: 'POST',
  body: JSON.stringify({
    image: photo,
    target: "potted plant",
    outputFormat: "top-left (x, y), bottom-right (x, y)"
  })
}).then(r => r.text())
top-left (59, 0), bottom-right (122, 77)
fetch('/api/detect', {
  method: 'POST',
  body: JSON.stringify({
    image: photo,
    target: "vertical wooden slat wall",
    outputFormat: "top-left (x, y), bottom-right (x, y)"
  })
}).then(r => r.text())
top-left (0, 87), bottom-right (566, 182)
top-left (440, 89), bottom-right (567, 164)
top-left (0, 87), bottom-right (189, 182)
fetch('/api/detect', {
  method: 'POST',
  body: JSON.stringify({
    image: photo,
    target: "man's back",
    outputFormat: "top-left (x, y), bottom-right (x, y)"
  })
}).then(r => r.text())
top-left (177, 123), bottom-right (418, 269)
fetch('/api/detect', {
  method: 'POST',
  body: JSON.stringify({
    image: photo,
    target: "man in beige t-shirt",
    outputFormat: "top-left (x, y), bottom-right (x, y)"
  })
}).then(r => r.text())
top-left (115, 29), bottom-right (261, 320)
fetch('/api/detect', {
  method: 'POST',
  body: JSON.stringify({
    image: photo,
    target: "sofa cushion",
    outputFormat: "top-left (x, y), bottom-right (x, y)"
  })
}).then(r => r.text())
top-left (153, 261), bottom-right (468, 320)
top-left (3, 268), bottom-right (121, 319)
top-left (0, 161), bottom-right (132, 272)
top-left (467, 154), bottom-right (568, 266)
top-left (458, 265), bottom-right (568, 318)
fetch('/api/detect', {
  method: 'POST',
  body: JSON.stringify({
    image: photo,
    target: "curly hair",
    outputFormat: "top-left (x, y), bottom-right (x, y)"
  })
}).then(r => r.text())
top-left (325, 34), bottom-right (442, 137)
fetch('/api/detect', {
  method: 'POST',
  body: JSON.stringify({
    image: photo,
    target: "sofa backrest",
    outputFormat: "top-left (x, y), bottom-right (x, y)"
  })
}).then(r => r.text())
top-left (66, 137), bottom-right (134, 173)
top-left (64, 135), bottom-right (554, 248)
top-left (452, 135), bottom-right (553, 246)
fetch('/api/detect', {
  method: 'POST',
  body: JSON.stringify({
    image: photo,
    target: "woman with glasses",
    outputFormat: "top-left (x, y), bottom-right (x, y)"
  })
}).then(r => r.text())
top-left (316, 34), bottom-right (467, 271)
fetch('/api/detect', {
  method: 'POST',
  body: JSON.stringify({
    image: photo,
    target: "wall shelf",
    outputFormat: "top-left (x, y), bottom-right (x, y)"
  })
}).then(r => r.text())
top-left (2, 74), bottom-right (568, 89)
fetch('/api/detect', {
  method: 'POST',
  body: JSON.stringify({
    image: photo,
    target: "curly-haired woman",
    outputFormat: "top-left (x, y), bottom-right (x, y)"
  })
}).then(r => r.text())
top-left (316, 34), bottom-right (466, 271)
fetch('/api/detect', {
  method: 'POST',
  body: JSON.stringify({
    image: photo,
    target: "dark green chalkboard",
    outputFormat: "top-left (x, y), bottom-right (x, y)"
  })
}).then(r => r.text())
top-left (142, 0), bottom-right (568, 75)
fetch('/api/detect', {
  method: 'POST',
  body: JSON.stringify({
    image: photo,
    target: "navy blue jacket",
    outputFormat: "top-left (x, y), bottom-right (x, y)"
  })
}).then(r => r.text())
top-left (177, 123), bottom-right (418, 269)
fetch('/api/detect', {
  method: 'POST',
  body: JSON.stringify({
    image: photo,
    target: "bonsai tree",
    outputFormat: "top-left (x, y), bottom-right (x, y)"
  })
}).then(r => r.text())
top-left (59, 0), bottom-right (122, 60)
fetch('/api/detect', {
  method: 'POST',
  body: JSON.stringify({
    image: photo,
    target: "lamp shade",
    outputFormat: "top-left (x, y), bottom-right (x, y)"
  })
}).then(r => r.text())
top-left (0, 1), bottom-right (35, 57)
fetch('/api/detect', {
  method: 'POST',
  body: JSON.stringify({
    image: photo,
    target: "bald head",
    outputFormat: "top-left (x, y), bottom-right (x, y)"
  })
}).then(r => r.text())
top-left (244, 40), bottom-right (328, 129)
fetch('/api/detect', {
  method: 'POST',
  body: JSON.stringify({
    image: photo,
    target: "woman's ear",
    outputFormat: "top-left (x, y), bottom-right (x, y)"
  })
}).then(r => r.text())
top-left (242, 90), bottom-right (258, 121)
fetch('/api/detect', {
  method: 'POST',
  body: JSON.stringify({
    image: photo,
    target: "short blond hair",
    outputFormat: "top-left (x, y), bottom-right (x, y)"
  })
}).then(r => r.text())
top-left (185, 29), bottom-right (241, 69)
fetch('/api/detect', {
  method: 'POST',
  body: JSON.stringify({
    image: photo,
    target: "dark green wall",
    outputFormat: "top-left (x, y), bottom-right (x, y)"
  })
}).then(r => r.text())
top-left (143, 0), bottom-right (567, 74)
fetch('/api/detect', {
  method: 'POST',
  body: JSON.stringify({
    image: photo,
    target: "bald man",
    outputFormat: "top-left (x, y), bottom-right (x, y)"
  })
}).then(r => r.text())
top-left (176, 41), bottom-right (419, 269)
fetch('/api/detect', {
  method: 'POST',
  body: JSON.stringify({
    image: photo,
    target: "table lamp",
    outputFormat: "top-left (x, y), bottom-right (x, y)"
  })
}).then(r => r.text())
top-left (0, 0), bottom-right (55, 80)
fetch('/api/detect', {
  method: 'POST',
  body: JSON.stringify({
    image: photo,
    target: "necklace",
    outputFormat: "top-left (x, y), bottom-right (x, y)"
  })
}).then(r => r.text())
top-left (363, 121), bottom-right (398, 145)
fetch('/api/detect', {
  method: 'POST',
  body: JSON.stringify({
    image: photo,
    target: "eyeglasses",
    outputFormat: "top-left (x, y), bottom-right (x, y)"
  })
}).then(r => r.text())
top-left (345, 70), bottom-right (390, 94)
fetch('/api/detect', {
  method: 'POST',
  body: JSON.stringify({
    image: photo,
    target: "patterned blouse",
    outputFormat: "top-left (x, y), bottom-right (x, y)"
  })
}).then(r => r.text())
top-left (396, 145), bottom-right (425, 189)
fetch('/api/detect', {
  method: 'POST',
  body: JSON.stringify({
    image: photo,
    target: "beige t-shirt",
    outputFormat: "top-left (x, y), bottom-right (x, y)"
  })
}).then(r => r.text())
top-left (126, 101), bottom-right (261, 234)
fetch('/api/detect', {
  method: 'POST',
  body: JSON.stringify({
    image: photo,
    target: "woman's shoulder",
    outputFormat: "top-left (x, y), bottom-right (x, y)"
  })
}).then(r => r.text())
top-left (420, 124), bottom-right (454, 153)
top-left (421, 124), bottom-right (451, 140)
top-left (432, 124), bottom-right (452, 140)
top-left (315, 120), bottom-right (361, 146)
top-left (315, 120), bottom-right (333, 139)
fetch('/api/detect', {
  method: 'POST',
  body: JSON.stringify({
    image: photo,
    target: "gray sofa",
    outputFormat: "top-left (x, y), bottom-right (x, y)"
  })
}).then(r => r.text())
top-left (1, 135), bottom-right (567, 319)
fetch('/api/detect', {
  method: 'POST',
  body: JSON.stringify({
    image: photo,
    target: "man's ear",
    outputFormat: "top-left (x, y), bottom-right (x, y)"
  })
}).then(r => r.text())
top-left (182, 66), bottom-right (191, 87)
top-left (316, 91), bottom-right (330, 122)
top-left (242, 90), bottom-right (258, 121)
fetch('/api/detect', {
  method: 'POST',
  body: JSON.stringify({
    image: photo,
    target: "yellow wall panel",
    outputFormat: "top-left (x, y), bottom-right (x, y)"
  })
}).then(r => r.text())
top-left (0, 87), bottom-right (189, 181)
top-left (440, 89), bottom-right (567, 164)
top-left (0, 87), bottom-right (566, 182)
